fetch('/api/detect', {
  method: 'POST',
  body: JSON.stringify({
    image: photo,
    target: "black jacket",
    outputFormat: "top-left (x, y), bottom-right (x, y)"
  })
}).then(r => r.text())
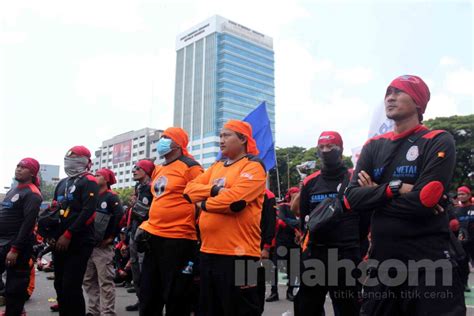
top-left (345, 125), bottom-right (456, 262)
top-left (54, 173), bottom-right (99, 246)
top-left (300, 166), bottom-right (361, 249)
top-left (0, 183), bottom-right (42, 252)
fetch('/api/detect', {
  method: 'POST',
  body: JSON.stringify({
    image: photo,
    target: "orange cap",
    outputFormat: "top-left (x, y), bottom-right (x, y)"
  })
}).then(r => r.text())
top-left (223, 120), bottom-right (259, 156)
top-left (162, 127), bottom-right (193, 158)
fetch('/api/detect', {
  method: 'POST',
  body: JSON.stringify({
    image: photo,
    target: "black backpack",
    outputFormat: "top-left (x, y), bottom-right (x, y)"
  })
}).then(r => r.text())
top-left (306, 171), bottom-right (351, 240)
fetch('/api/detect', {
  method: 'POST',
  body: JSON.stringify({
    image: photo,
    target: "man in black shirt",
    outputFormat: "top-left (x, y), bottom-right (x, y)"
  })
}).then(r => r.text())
top-left (83, 168), bottom-right (123, 316)
top-left (345, 75), bottom-right (466, 315)
top-left (0, 158), bottom-right (42, 315)
top-left (453, 186), bottom-right (473, 291)
top-left (125, 159), bottom-right (154, 312)
top-left (52, 146), bottom-right (98, 316)
top-left (295, 131), bottom-right (361, 316)
top-left (267, 187), bottom-right (300, 302)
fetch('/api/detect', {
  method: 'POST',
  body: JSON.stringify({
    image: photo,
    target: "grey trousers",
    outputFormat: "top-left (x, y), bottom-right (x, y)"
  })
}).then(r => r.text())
top-left (83, 245), bottom-right (116, 316)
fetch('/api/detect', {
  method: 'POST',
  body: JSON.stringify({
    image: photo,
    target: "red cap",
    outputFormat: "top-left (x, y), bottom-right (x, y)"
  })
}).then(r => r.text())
top-left (458, 186), bottom-right (471, 195)
top-left (135, 160), bottom-right (155, 177)
top-left (66, 146), bottom-right (91, 159)
top-left (388, 75), bottom-right (430, 114)
top-left (18, 158), bottom-right (40, 187)
top-left (318, 131), bottom-right (343, 150)
top-left (95, 168), bottom-right (117, 185)
top-left (285, 186), bottom-right (300, 202)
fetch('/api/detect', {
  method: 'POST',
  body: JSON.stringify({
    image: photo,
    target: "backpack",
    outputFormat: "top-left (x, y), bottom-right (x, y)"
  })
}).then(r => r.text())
top-left (306, 171), bottom-right (351, 240)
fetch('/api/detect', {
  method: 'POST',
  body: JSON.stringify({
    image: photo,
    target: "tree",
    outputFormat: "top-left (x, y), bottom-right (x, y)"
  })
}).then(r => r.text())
top-left (39, 179), bottom-right (56, 202)
top-left (424, 114), bottom-right (473, 191)
top-left (115, 187), bottom-right (135, 207)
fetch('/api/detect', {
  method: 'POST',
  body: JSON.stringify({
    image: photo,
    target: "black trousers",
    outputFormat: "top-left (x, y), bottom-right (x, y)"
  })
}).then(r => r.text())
top-left (270, 245), bottom-right (300, 295)
top-left (53, 244), bottom-right (93, 316)
top-left (294, 247), bottom-right (361, 316)
top-left (360, 266), bottom-right (466, 316)
top-left (0, 244), bottom-right (32, 316)
top-left (200, 253), bottom-right (262, 316)
top-left (139, 235), bottom-right (196, 316)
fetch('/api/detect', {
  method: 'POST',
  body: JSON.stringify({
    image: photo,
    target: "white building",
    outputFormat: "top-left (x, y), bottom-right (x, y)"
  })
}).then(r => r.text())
top-left (91, 128), bottom-right (164, 189)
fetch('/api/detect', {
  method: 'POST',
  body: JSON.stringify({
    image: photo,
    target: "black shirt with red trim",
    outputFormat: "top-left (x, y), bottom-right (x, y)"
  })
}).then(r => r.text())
top-left (0, 183), bottom-right (42, 252)
top-left (96, 190), bottom-right (123, 241)
top-left (344, 125), bottom-right (456, 262)
top-left (454, 203), bottom-right (474, 240)
top-left (54, 173), bottom-right (99, 246)
top-left (276, 202), bottom-right (299, 248)
top-left (260, 189), bottom-right (277, 250)
top-left (300, 166), bottom-right (361, 249)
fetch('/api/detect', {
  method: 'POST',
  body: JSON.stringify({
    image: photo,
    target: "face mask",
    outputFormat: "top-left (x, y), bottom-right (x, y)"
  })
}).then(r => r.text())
top-left (64, 156), bottom-right (89, 177)
top-left (318, 148), bottom-right (342, 168)
top-left (157, 138), bottom-right (173, 157)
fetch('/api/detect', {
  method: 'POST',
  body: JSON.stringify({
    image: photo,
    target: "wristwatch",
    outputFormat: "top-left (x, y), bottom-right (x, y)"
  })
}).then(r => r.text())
top-left (388, 179), bottom-right (403, 197)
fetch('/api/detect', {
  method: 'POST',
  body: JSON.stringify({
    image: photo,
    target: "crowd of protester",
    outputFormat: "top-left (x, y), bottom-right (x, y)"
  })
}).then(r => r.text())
top-left (0, 74), bottom-right (472, 316)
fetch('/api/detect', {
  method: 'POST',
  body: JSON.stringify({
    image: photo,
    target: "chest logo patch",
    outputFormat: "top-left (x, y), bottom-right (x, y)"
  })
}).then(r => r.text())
top-left (154, 176), bottom-right (168, 197)
top-left (213, 178), bottom-right (226, 187)
top-left (406, 145), bottom-right (419, 161)
top-left (101, 201), bottom-right (107, 209)
top-left (70, 185), bottom-right (76, 193)
top-left (11, 194), bottom-right (20, 203)
top-left (142, 197), bottom-right (149, 205)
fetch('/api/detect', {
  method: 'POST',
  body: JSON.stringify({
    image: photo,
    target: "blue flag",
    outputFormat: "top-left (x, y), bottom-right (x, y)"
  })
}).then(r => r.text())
top-left (216, 102), bottom-right (276, 170)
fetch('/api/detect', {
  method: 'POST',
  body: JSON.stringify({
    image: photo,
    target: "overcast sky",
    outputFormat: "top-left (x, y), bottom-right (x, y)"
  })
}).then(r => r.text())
top-left (0, 0), bottom-right (472, 192)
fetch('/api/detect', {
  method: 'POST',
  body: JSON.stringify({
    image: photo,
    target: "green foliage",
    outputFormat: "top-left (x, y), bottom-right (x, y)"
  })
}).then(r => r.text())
top-left (268, 146), bottom-right (353, 198)
top-left (39, 181), bottom-right (56, 202)
top-left (114, 187), bottom-right (135, 206)
top-left (424, 114), bottom-right (473, 191)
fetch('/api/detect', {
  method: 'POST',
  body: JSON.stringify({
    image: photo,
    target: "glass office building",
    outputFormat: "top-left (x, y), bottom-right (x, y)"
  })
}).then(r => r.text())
top-left (173, 15), bottom-right (275, 168)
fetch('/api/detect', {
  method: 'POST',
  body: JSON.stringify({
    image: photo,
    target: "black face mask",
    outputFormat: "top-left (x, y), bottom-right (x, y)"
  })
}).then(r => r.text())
top-left (318, 149), bottom-right (343, 168)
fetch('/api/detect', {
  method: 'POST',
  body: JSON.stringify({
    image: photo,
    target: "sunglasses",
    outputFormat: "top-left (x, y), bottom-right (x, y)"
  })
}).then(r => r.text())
top-left (132, 166), bottom-right (142, 172)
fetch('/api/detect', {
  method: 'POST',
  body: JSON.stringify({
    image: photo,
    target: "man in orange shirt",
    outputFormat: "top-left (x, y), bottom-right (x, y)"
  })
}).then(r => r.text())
top-left (184, 120), bottom-right (267, 316)
top-left (137, 127), bottom-right (203, 316)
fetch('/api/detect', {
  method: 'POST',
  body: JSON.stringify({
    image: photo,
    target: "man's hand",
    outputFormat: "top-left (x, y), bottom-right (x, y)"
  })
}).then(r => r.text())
top-left (5, 251), bottom-right (18, 267)
top-left (433, 204), bottom-right (445, 215)
top-left (55, 235), bottom-right (71, 252)
top-left (399, 183), bottom-right (414, 194)
top-left (358, 171), bottom-right (378, 187)
top-left (261, 248), bottom-right (270, 260)
top-left (99, 237), bottom-right (114, 248)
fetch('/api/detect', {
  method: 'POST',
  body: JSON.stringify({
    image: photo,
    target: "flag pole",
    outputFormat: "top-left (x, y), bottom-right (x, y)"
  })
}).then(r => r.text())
top-left (274, 148), bottom-right (281, 199)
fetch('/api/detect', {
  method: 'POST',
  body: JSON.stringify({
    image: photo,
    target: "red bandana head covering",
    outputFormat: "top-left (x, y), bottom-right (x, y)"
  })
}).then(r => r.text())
top-left (135, 160), bottom-right (155, 177)
top-left (388, 75), bottom-right (430, 114)
top-left (223, 120), bottom-right (259, 156)
top-left (285, 186), bottom-right (300, 202)
top-left (162, 127), bottom-right (193, 158)
top-left (458, 186), bottom-right (471, 196)
top-left (18, 158), bottom-right (40, 187)
top-left (67, 146), bottom-right (92, 159)
top-left (96, 168), bottom-right (117, 185)
top-left (318, 131), bottom-right (343, 150)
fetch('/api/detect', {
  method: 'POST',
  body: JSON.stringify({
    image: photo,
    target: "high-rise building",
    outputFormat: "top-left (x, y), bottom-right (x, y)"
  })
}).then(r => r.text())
top-left (174, 15), bottom-right (275, 168)
top-left (91, 128), bottom-right (164, 189)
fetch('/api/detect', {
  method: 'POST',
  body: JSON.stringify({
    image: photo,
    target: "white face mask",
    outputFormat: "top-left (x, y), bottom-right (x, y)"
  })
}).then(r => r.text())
top-left (64, 156), bottom-right (89, 177)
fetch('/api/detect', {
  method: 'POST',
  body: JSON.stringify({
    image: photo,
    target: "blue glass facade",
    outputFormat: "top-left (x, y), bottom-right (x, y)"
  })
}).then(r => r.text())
top-left (174, 17), bottom-right (274, 166)
top-left (216, 33), bottom-right (275, 137)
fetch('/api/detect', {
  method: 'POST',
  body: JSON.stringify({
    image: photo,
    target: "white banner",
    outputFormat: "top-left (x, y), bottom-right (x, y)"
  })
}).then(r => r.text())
top-left (351, 102), bottom-right (394, 167)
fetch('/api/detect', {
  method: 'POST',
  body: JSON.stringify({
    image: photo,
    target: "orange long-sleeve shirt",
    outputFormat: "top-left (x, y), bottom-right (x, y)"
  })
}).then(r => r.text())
top-left (183, 155), bottom-right (266, 257)
top-left (140, 156), bottom-right (203, 240)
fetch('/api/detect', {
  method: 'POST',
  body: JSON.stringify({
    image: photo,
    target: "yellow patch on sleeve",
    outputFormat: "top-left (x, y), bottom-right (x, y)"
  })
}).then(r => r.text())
top-left (89, 193), bottom-right (95, 196)
top-left (437, 151), bottom-right (445, 158)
